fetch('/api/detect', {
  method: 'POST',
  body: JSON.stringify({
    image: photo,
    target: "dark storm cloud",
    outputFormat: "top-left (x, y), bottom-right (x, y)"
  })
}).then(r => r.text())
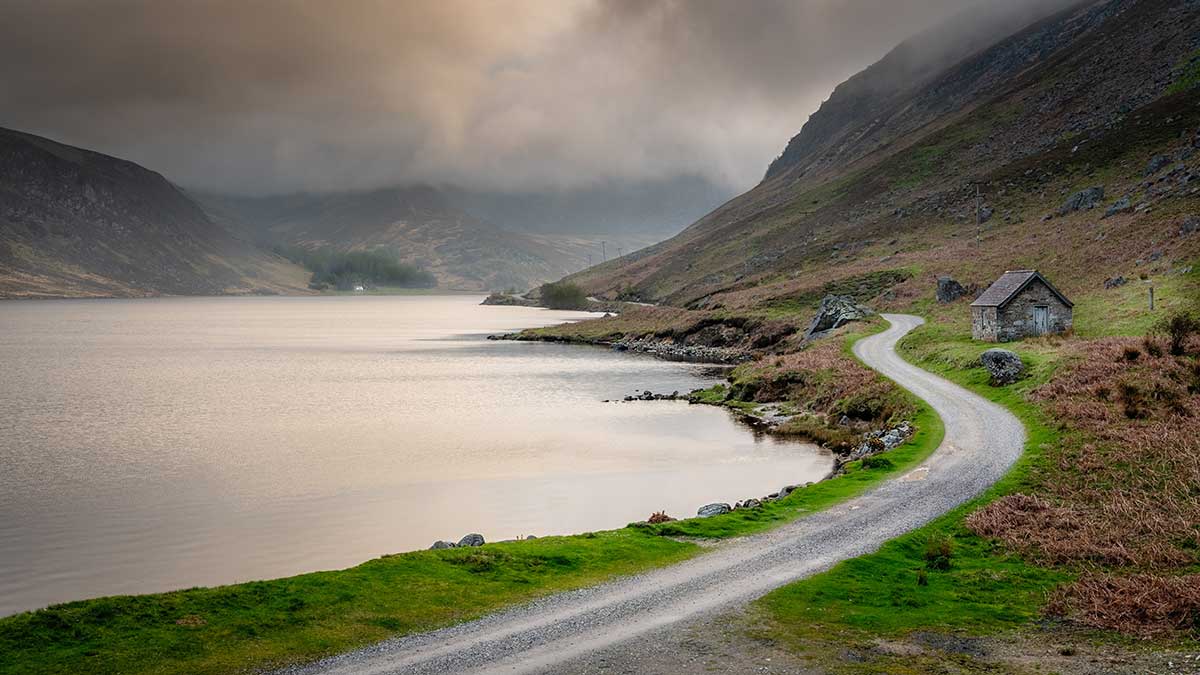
top-left (0, 0), bottom-right (1075, 194)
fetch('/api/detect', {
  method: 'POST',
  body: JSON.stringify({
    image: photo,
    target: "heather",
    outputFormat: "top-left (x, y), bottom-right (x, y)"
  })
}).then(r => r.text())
top-left (967, 333), bottom-right (1200, 635)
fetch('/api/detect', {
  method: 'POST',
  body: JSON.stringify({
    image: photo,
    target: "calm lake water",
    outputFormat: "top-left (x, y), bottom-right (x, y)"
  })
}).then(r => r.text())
top-left (0, 295), bottom-right (831, 616)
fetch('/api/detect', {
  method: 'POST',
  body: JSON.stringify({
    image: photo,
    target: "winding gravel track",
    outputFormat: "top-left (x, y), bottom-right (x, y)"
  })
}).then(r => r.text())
top-left (280, 314), bottom-right (1025, 675)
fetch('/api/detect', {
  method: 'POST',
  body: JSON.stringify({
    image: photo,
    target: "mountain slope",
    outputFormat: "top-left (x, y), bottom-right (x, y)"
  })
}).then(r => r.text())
top-left (202, 187), bottom-right (589, 292)
top-left (0, 127), bottom-right (308, 298)
top-left (568, 0), bottom-right (1200, 310)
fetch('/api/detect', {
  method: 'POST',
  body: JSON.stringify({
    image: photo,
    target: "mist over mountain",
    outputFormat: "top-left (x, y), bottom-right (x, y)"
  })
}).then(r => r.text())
top-left (569, 0), bottom-right (1200, 308)
top-left (448, 174), bottom-right (730, 238)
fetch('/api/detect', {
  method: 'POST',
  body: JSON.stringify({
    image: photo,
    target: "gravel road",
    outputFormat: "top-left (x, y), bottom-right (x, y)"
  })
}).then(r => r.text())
top-left (279, 314), bottom-right (1025, 675)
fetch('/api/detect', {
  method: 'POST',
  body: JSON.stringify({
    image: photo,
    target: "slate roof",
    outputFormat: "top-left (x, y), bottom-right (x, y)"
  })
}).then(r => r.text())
top-left (970, 270), bottom-right (1073, 308)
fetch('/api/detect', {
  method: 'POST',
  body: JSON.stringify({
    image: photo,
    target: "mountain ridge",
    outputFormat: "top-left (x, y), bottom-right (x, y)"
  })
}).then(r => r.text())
top-left (566, 0), bottom-right (1200, 310)
top-left (0, 127), bottom-right (308, 298)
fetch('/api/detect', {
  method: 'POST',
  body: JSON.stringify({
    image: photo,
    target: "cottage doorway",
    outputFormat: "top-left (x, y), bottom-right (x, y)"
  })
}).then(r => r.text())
top-left (1033, 306), bottom-right (1049, 335)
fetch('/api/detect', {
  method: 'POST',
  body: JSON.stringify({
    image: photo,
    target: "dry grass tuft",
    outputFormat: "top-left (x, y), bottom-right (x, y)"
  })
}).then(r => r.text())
top-left (1046, 573), bottom-right (1200, 637)
top-left (967, 336), bottom-right (1200, 635)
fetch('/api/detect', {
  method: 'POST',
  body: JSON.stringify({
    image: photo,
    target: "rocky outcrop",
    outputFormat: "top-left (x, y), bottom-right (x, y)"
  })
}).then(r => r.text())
top-left (429, 533), bottom-right (487, 549)
top-left (696, 503), bottom-right (732, 518)
top-left (1104, 197), bottom-right (1133, 218)
top-left (617, 390), bottom-right (684, 402)
top-left (1058, 186), bottom-right (1105, 215)
top-left (981, 348), bottom-right (1024, 385)
top-left (936, 276), bottom-right (969, 304)
top-left (1104, 276), bottom-right (1128, 289)
top-left (1145, 154), bottom-right (1172, 176)
top-left (1182, 216), bottom-right (1198, 236)
top-left (804, 295), bottom-right (875, 339)
top-left (611, 338), bottom-right (750, 364)
top-left (458, 533), bottom-right (486, 547)
top-left (481, 293), bottom-right (538, 307)
top-left (839, 421), bottom-right (915, 466)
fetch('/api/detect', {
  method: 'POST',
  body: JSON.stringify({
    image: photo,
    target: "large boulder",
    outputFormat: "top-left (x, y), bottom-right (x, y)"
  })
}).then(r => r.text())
top-left (936, 276), bottom-right (968, 304)
top-left (430, 540), bottom-right (456, 550)
top-left (697, 503), bottom-right (732, 518)
top-left (804, 295), bottom-right (874, 339)
top-left (1145, 154), bottom-right (1171, 176)
top-left (457, 533), bottom-right (485, 547)
top-left (1057, 186), bottom-right (1104, 215)
top-left (1104, 197), bottom-right (1133, 218)
top-left (980, 349), bottom-right (1024, 386)
top-left (1182, 216), bottom-right (1198, 236)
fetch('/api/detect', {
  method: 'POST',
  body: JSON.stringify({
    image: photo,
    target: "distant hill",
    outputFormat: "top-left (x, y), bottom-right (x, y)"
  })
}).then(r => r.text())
top-left (200, 186), bottom-right (581, 292)
top-left (568, 0), bottom-right (1200, 309)
top-left (0, 127), bottom-right (308, 298)
top-left (200, 181), bottom-right (705, 292)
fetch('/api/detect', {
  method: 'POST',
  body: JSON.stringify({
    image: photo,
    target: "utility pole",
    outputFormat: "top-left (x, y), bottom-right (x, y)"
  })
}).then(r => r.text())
top-left (601, 241), bottom-right (607, 263)
top-left (1148, 282), bottom-right (1155, 311)
top-left (975, 184), bottom-right (983, 242)
top-left (587, 254), bottom-right (593, 267)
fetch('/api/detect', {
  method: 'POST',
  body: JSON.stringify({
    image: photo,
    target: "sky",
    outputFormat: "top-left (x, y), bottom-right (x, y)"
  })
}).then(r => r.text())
top-left (0, 0), bottom-right (1058, 195)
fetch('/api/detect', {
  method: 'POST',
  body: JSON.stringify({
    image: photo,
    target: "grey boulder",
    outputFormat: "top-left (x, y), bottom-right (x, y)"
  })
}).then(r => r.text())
top-left (1145, 154), bottom-right (1171, 176)
top-left (430, 540), bottom-right (456, 550)
top-left (804, 295), bottom-right (875, 339)
top-left (697, 503), bottom-right (732, 518)
top-left (457, 533), bottom-right (486, 547)
top-left (980, 348), bottom-right (1024, 386)
top-left (1104, 197), bottom-right (1133, 218)
top-left (1058, 186), bottom-right (1104, 215)
top-left (936, 276), bottom-right (968, 304)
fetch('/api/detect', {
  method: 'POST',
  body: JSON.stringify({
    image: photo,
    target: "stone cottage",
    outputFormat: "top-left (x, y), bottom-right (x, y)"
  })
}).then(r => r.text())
top-left (970, 270), bottom-right (1073, 341)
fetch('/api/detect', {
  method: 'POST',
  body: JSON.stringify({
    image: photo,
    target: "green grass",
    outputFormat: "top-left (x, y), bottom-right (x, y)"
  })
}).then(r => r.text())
top-left (1072, 261), bottom-right (1200, 337)
top-left (0, 324), bottom-right (945, 675)
top-left (756, 320), bottom-right (1072, 651)
top-left (1166, 49), bottom-right (1200, 95)
top-left (635, 403), bottom-right (942, 539)
top-left (636, 324), bottom-right (943, 539)
top-left (0, 532), bottom-right (696, 675)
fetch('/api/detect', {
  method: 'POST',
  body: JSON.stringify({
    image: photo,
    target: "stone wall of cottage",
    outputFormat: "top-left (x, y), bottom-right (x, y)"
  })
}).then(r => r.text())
top-left (995, 279), bottom-right (1072, 341)
top-left (971, 305), bottom-right (999, 341)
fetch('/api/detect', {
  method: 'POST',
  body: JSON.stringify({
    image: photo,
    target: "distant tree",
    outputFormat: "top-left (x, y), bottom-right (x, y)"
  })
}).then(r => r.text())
top-left (273, 245), bottom-right (436, 289)
top-left (540, 281), bottom-right (588, 309)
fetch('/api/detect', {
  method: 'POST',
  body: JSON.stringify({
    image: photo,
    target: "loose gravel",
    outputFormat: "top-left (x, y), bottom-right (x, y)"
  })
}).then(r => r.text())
top-left (276, 314), bottom-right (1026, 675)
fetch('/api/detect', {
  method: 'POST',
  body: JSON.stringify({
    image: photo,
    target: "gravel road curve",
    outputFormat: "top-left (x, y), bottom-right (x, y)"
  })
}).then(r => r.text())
top-left (278, 314), bottom-right (1025, 675)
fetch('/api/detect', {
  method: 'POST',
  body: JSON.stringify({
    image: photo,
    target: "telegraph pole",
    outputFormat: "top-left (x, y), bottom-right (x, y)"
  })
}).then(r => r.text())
top-left (601, 241), bottom-right (607, 263)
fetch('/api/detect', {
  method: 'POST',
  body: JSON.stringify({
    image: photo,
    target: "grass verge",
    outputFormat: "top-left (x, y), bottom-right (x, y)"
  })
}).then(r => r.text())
top-left (635, 323), bottom-right (943, 539)
top-left (0, 531), bottom-right (696, 675)
top-left (0, 323), bottom-right (944, 675)
top-left (753, 321), bottom-right (1076, 665)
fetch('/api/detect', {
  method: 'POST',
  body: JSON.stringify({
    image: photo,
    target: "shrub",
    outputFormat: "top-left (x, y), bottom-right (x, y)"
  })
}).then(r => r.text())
top-left (1154, 311), bottom-right (1200, 356)
top-left (916, 569), bottom-right (929, 586)
top-left (1143, 338), bottom-right (1164, 358)
top-left (1121, 346), bottom-right (1141, 362)
top-left (862, 455), bottom-right (894, 470)
top-left (923, 535), bottom-right (954, 571)
top-left (540, 282), bottom-right (589, 310)
top-left (1117, 382), bottom-right (1150, 419)
top-left (647, 511), bottom-right (675, 524)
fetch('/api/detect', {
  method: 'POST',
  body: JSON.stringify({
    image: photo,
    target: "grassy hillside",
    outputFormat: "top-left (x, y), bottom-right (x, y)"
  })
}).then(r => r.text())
top-left (567, 0), bottom-right (1200, 313)
top-left (200, 187), bottom-right (590, 292)
top-left (514, 0), bottom-right (1200, 658)
top-left (0, 128), bottom-right (309, 299)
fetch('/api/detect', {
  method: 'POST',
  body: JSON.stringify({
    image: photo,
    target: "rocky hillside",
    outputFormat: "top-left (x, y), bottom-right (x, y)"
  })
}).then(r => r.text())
top-left (0, 127), bottom-right (307, 298)
top-left (568, 0), bottom-right (1200, 311)
top-left (202, 187), bottom-right (589, 292)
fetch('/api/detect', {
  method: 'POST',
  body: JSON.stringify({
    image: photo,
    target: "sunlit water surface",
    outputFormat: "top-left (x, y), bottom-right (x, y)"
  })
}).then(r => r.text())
top-left (0, 295), bottom-right (831, 615)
